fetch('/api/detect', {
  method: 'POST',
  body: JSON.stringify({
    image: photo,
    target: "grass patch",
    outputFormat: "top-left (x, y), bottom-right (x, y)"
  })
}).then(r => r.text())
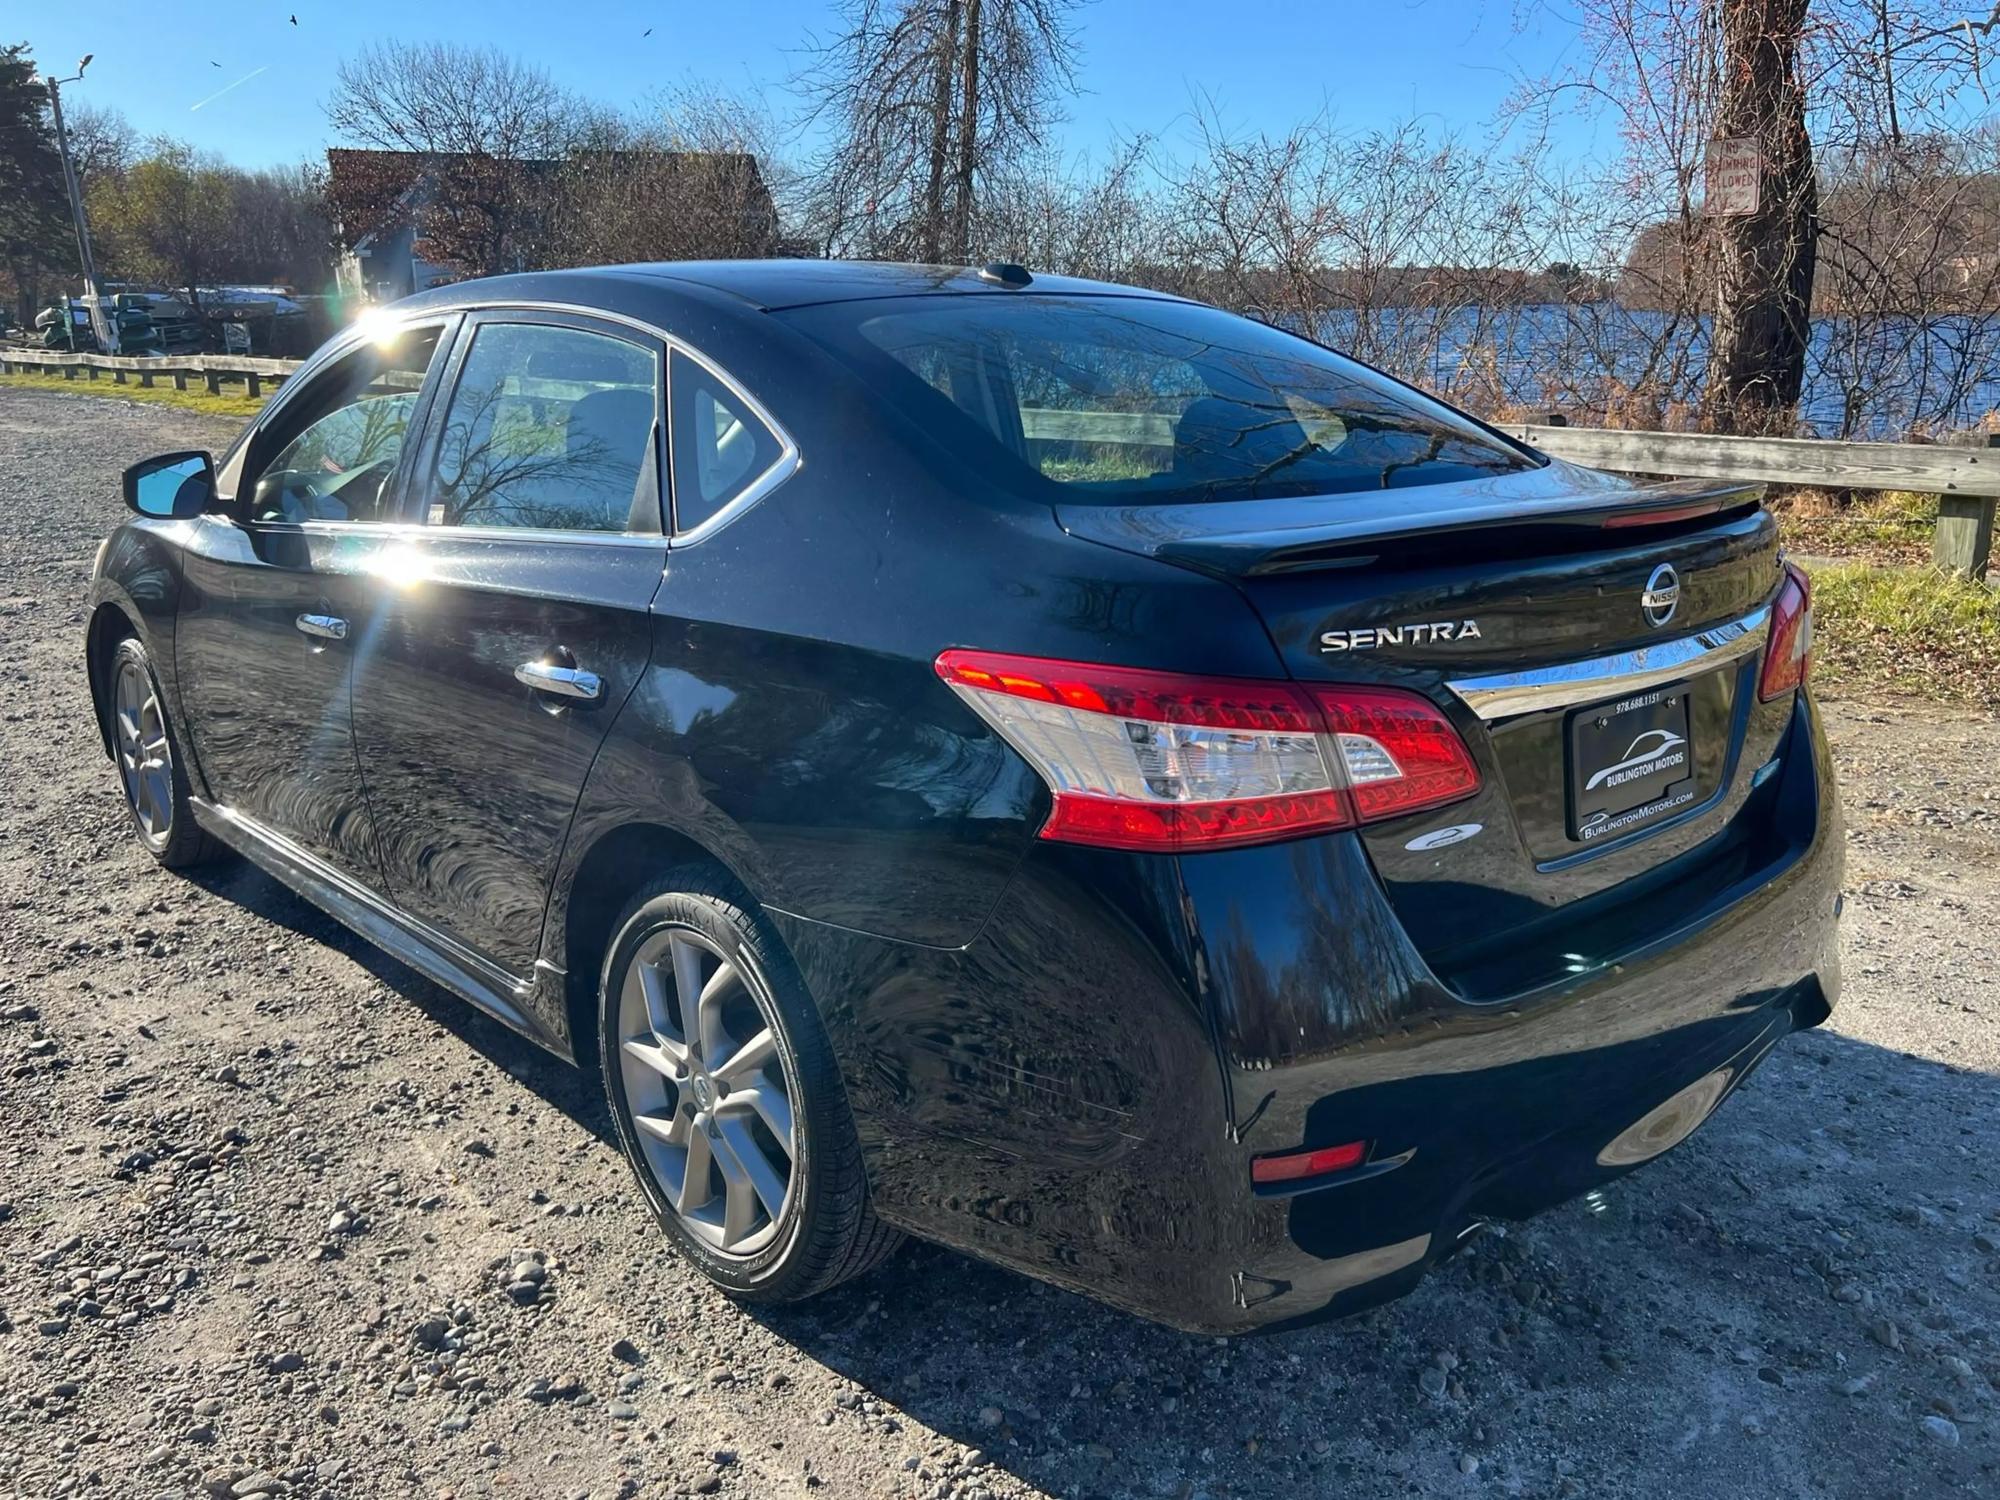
top-left (1804, 560), bottom-right (2000, 706)
top-left (0, 369), bottom-right (267, 422)
top-left (1770, 486), bottom-right (1938, 563)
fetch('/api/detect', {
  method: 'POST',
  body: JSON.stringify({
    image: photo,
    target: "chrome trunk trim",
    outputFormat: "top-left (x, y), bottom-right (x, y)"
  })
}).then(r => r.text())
top-left (1447, 605), bottom-right (1771, 721)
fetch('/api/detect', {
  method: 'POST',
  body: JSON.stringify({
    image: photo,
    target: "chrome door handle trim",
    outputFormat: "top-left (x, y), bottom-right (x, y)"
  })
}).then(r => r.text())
top-left (514, 662), bottom-right (603, 700)
top-left (295, 613), bottom-right (348, 641)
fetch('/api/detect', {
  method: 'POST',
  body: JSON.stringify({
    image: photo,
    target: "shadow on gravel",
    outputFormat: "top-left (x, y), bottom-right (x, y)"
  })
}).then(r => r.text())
top-left (741, 1024), bottom-right (2000, 1497)
top-left (183, 854), bottom-right (616, 1144)
top-left (184, 852), bottom-right (1998, 1498)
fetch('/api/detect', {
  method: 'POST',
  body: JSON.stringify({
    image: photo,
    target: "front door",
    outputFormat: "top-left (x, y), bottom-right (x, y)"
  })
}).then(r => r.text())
top-left (175, 319), bottom-right (453, 875)
top-left (350, 311), bottom-right (667, 973)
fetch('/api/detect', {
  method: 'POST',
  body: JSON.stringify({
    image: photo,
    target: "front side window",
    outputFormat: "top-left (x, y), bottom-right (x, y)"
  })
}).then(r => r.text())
top-left (431, 322), bottom-right (660, 533)
top-left (248, 324), bottom-right (442, 523)
top-left (780, 295), bottom-right (1536, 504)
top-left (668, 350), bottom-right (784, 534)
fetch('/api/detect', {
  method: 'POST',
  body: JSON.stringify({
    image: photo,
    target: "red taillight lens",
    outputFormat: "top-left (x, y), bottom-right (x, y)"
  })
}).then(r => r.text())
top-left (1250, 1139), bottom-right (1369, 1185)
top-left (1311, 687), bottom-right (1486, 823)
top-left (935, 649), bottom-right (1480, 852)
top-left (1758, 564), bottom-right (1814, 702)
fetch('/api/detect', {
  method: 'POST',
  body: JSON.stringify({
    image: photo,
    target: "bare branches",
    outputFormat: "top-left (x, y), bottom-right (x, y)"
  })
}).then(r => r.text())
top-left (326, 42), bottom-right (583, 277)
top-left (802, 0), bottom-right (1080, 261)
top-left (539, 88), bottom-right (784, 268)
top-left (327, 42), bottom-right (580, 161)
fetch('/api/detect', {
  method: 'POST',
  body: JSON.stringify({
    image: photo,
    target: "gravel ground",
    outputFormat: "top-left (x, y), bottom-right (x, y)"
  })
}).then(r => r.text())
top-left (1, 386), bottom-right (1997, 1500)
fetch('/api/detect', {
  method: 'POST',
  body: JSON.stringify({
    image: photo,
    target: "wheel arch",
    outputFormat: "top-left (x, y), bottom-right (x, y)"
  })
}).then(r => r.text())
top-left (554, 820), bottom-right (754, 1070)
top-left (85, 600), bottom-right (143, 758)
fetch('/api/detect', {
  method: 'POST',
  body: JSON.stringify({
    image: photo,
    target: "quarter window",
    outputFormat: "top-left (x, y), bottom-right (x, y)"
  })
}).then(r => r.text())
top-left (431, 323), bottom-right (660, 533)
top-left (669, 350), bottom-right (783, 534)
top-left (248, 325), bottom-right (442, 524)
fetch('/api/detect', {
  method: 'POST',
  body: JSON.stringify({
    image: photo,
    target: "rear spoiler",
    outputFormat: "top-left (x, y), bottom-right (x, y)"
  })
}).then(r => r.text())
top-left (1140, 480), bottom-right (1768, 578)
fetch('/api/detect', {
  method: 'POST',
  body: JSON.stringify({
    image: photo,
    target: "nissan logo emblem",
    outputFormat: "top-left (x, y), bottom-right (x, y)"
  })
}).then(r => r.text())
top-left (1641, 563), bottom-right (1681, 628)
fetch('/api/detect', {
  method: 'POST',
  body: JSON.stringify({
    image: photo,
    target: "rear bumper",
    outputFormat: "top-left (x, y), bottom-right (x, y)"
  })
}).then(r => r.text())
top-left (775, 692), bottom-right (1843, 1334)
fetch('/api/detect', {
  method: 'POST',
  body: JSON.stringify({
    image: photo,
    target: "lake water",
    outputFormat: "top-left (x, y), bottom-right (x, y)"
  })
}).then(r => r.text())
top-left (1319, 304), bottom-right (2000, 440)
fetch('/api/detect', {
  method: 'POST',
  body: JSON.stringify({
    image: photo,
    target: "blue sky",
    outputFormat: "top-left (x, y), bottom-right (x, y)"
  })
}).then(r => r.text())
top-left (15, 0), bottom-right (1592, 169)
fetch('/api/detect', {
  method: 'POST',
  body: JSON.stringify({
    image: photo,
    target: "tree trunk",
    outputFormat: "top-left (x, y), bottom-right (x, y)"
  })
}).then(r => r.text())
top-left (950, 0), bottom-right (983, 263)
top-left (1704, 0), bottom-right (1818, 435)
top-left (920, 0), bottom-right (962, 264)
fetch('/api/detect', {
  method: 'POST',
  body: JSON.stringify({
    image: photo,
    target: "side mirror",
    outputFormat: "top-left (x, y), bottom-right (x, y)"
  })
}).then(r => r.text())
top-left (123, 451), bottom-right (215, 519)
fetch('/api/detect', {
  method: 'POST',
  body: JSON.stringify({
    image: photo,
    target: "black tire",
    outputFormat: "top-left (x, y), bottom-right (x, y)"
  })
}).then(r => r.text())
top-left (599, 870), bottom-right (902, 1302)
top-left (106, 635), bottom-right (224, 870)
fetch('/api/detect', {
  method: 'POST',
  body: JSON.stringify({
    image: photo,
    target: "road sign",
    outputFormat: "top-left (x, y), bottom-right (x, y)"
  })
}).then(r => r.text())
top-left (1705, 139), bottom-right (1763, 216)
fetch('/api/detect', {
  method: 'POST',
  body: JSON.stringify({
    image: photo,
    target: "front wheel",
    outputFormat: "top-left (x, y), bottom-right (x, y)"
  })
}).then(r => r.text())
top-left (599, 875), bottom-right (902, 1301)
top-left (107, 636), bottom-right (223, 869)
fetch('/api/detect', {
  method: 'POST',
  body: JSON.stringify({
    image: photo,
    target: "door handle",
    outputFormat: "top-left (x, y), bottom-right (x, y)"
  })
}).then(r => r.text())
top-left (295, 613), bottom-right (348, 641)
top-left (515, 661), bottom-right (603, 701)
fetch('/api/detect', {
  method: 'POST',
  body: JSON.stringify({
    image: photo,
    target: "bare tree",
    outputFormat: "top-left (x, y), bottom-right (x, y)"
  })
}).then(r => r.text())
top-left (60, 101), bottom-right (135, 188)
top-left (1514, 0), bottom-right (2000, 434)
top-left (542, 86), bottom-right (784, 267)
top-left (803, 0), bottom-right (1079, 263)
top-left (218, 164), bottom-right (333, 291)
top-left (326, 42), bottom-right (580, 276)
top-left (975, 138), bottom-right (1163, 280)
top-left (1703, 0), bottom-right (1818, 431)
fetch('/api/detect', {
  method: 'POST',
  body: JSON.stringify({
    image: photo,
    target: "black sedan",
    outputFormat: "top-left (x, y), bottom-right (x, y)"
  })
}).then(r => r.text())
top-left (85, 261), bottom-right (1841, 1333)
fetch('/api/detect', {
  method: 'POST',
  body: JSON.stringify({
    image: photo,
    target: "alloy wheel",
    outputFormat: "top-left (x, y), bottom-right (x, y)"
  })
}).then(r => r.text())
top-left (114, 657), bottom-right (173, 844)
top-left (616, 927), bottom-right (798, 1257)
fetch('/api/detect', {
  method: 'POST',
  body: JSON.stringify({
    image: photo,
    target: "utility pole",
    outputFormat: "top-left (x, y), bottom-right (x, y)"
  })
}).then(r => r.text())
top-left (39, 54), bottom-right (117, 355)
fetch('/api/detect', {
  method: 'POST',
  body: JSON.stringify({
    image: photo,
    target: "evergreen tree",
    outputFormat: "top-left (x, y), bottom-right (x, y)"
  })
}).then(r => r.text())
top-left (0, 43), bottom-right (71, 324)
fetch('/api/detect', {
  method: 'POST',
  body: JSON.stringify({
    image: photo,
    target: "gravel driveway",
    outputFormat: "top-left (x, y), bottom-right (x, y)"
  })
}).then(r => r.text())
top-left (1, 387), bottom-right (1996, 1499)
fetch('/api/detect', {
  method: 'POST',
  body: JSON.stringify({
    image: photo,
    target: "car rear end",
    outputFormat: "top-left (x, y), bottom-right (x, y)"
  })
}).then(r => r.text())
top-left (776, 282), bottom-right (1843, 1332)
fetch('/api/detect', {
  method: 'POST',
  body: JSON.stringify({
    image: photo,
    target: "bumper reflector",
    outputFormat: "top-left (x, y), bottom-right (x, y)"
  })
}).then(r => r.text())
top-left (1249, 1139), bottom-right (1369, 1185)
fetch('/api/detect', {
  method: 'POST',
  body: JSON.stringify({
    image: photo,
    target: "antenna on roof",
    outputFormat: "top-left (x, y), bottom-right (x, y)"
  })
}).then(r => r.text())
top-left (976, 263), bottom-right (1033, 288)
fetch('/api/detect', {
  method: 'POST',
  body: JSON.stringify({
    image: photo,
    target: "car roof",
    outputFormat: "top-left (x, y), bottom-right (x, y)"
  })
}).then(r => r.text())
top-left (394, 259), bottom-right (1188, 317)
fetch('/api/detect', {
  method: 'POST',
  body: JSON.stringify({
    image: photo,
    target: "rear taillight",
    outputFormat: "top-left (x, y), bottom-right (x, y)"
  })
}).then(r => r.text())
top-left (1758, 563), bottom-right (1813, 701)
top-left (1311, 687), bottom-right (1484, 824)
top-left (934, 649), bottom-right (1479, 853)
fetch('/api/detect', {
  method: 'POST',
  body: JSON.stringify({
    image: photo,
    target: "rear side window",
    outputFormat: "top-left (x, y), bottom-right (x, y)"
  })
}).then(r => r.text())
top-left (780, 295), bottom-right (1534, 503)
top-left (430, 322), bottom-right (659, 533)
top-left (669, 350), bottom-right (784, 534)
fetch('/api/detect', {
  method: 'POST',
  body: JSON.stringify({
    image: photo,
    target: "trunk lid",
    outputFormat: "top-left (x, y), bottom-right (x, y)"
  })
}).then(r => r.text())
top-left (1056, 459), bottom-right (1793, 989)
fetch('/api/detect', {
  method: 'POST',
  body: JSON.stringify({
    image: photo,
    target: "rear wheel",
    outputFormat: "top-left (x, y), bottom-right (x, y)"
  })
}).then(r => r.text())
top-left (108, 636), bottom-right (222, 869)
top-left (599, 874), bottom-right (901, 1301)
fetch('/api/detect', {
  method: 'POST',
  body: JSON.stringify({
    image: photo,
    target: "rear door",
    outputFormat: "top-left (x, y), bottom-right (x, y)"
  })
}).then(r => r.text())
top-left (175, 317), bottom-right (453, 876)
top-left (349, 310), bottom-right (667, 973)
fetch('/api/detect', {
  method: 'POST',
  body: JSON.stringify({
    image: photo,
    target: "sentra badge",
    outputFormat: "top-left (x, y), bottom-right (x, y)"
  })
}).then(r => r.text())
top-left (1320, 619), bottom-right (1482, 653)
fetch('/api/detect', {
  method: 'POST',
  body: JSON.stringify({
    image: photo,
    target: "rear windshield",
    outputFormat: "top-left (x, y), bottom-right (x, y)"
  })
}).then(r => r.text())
top-left (780, 294), bottom-right (1535, 503)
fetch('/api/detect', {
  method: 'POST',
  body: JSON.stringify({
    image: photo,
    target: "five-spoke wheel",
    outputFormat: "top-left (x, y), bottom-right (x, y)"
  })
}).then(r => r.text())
top-left (617, 927), bottom-right (798, 1256)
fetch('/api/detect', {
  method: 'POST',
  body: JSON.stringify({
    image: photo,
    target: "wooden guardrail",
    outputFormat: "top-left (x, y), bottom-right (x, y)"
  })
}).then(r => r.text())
top-left (0, 347), bottom-right (300, 398)
top-left (1, 359), bottom-right (1992, 578)
top-left (1021, 408), bottom-right (1998, 580)
top-left (1506, 421), bottom-right (2000, 497)
top-left (1507, 421), bottom-right (1999, 581)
